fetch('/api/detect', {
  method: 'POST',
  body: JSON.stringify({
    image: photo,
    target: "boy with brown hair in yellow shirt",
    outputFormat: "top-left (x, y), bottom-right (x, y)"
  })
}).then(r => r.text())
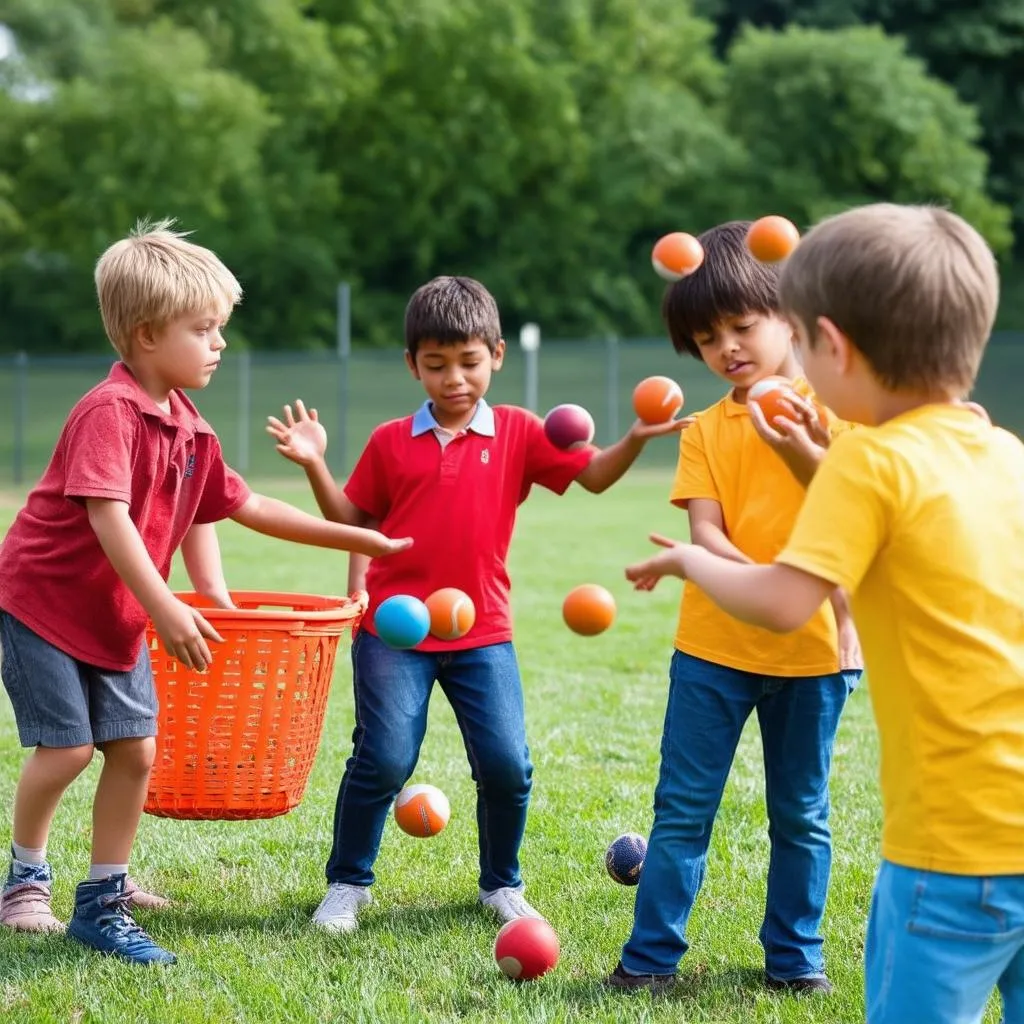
top-left (606, 221), bottom-right (861, 995)
top-left (626, 203), bottom-right (1024, 1024)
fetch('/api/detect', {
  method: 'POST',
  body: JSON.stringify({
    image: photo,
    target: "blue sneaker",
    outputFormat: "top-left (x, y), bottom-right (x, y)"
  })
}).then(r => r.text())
top-left (67, 874), bottom-right (176, 965)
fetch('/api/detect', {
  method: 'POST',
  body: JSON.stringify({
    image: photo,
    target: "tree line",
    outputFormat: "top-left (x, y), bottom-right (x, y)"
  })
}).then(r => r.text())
top-left (0, 0), bottom-right (1020, 354)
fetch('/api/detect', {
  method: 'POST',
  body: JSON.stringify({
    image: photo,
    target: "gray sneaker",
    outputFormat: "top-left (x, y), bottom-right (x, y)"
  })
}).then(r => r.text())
top-left (479, 885), bottom-right (546, 924)
top-left (312, 883), bottom-right (372, 934)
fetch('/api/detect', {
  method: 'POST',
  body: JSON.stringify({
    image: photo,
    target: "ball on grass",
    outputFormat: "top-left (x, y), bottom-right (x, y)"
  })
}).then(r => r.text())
top-left (494, 917), bottom-right (560, 981)
top-left (606, 832), bottom-right (647, 886)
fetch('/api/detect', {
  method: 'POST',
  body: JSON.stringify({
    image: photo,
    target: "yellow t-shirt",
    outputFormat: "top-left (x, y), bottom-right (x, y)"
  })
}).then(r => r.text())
top-left (779, 404), bottom-right (1024, 875)
top-left (671, 379), bottom-right (844, 676)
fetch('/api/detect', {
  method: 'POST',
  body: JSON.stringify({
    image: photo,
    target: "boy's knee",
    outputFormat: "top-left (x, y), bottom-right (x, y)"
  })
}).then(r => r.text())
top-left (53, 743), bottom-right (96, 778)
top-left (99, 736), bottom-right (156, 777)
top-left (476, 751), bottom-right (532, 797)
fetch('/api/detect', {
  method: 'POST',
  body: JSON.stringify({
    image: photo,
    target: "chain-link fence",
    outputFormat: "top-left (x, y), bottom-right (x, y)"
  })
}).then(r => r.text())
top-left (2, 334), bottom-right (1022, 484)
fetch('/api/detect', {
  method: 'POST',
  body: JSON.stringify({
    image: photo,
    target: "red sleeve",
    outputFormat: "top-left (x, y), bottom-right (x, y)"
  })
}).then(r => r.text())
top-left (193, 440), bottom-right (252, 524)
top-left (343, 429), bottom-right (390, 519)
top-left (63, 401), bottom-right (136, 502)
top-left (519, 408), bottom-right (594, 495)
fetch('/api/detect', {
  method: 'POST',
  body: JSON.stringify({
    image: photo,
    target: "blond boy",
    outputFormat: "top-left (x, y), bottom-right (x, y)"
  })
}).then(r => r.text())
top-left (0, 221), bottom-right (409, 964)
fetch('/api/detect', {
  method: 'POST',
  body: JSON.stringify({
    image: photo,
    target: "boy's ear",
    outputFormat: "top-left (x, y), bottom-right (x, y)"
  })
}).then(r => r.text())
top-left (492, 338), bottom-right (506, 369)
top-left (817, 316), bottom-right (854, 373)
top-left (133, 322), bottom-right (157, 352)
top-left (404, 351), bottom-right (420, 379)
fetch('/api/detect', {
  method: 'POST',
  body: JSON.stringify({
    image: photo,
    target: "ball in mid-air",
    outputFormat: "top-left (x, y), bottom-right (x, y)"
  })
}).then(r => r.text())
top-left (605, 832), bottom-right (648, 886)
top-left (562, 584), bottom-right (616, 636)
top-left (651, 232), bottom-right (705, 281)
top-left (425, 587), bottom-right (476, 641)
top-left (373, 595), bottom-right (431, 650)
top-left (745, 215), bottom-right (800, 263)
top-left (393, 783), bottom-right (451, 837)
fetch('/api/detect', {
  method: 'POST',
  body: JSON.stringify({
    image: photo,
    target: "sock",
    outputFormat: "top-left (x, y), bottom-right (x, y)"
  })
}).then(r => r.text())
top-left (12, 842), bottom-right (46, 866)
top-left (89, 863), bottom-right (129, 880)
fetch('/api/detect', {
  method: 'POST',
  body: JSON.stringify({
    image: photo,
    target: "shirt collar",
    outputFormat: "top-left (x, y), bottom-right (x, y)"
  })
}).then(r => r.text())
top-left (411, 398), bottom-right (495, 437)
top-left (106, 361), bottom-right (215, 434)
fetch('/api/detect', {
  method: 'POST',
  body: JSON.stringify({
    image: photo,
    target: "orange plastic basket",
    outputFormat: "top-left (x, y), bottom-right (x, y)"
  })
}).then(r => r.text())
top-left (144, 591), bottom-right (365, 821)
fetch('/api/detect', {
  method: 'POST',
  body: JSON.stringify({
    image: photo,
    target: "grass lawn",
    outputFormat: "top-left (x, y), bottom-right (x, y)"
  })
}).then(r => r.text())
top-left (0, 475), bottom-right (1003, 1023)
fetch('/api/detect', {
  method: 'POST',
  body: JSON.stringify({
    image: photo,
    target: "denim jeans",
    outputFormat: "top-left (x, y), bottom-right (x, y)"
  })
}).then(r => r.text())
top-left (326, 631), bottom-right (532, 892)
top-left (621, 650), bottom-right (857, 979)
top-left (866, 861), bottom-right (1024, 1024)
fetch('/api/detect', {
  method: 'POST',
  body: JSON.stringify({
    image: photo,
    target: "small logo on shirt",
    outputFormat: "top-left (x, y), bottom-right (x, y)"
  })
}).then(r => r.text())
top-left (184, 453), bottom-right (196, 479)
top-left (480, 449), bottom-right (490, 464)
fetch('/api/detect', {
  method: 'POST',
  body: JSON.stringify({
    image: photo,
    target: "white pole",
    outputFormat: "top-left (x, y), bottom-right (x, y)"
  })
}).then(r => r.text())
top-left (520, 322), bottom-right (541, 412)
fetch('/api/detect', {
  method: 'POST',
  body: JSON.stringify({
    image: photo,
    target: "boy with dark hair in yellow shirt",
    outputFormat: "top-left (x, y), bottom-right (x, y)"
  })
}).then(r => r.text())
top-left (606, 221), bottom-right (861, 995)
top-left (626, 203), bottom-right (1024, 1024)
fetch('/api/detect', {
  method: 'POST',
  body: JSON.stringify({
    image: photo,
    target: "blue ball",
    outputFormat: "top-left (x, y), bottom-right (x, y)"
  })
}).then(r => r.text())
top-left (605, 832), bottom-right (647, 886)
top-left (373, 595), bottom-right (431, 650)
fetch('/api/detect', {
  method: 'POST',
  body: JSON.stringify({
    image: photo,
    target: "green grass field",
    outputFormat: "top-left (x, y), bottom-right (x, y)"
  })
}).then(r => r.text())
top-left (0, 476), bottom-right (1004, 1023)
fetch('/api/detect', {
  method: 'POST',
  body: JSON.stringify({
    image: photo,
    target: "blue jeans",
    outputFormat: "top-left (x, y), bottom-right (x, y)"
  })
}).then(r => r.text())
top-left (866, 861), bottom-right (1024, 1024)
top-left (621, 650), bottom-right (857, 979)
top-left (326, 631), bottom-right (532, 892)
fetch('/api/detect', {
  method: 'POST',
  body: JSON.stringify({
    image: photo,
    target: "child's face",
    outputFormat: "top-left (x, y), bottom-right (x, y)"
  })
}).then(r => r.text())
top-left (139, 308), bottom-right (228, 393)
top-left (406, 337), bottom-right (505, 427)
top-left (691, 312), bottom-right (799, 397)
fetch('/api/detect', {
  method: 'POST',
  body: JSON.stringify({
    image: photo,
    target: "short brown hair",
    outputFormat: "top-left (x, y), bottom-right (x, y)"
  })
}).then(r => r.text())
top-left (779, 203), bottom-right (999, 393)
top-left (662, 221), bottom-right (781, 361)
top-left (95, 218), bottom-right (241, 358)
top-left (404, 276), bottom-right (502, 358)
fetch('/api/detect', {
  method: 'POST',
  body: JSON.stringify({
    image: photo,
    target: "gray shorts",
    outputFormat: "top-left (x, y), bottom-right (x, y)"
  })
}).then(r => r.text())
top-left (0, 611), bottom-right (157, 748)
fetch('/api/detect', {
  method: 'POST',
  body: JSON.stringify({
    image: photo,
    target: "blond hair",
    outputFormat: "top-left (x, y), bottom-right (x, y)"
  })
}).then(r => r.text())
top-left (779, 204), bottom-right (999, 393)
top-left (95, 218), bottom-right (242, 358)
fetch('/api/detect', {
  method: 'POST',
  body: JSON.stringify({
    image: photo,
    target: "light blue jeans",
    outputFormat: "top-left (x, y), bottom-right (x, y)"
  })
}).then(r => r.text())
top-left (866, 861), bottom-right (1024, 1023)
top-left (620, 650), bottom-right (857, 980)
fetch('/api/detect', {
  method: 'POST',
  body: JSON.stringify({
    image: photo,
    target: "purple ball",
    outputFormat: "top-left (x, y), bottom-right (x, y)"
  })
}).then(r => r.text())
top-left (544, 404), bottom-right (595, 450)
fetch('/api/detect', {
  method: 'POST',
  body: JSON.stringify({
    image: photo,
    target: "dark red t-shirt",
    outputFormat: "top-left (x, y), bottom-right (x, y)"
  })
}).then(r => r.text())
top-left (0, 363), bottom-right (250, 670)
top-left (344, 402), bottom-right (593, 651)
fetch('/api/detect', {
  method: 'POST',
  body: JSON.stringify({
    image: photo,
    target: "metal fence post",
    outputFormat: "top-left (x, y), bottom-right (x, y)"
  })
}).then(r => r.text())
top-left (520, 323), bottom-right (540, 412)
top-left (337, 282), bottom-right (351, 474)
top-left (237, 348), bottom-right (251, 473)
top-left (605, 334), bottom-right (619, 444)
top-left (13, 351), bottom-right (28, 485)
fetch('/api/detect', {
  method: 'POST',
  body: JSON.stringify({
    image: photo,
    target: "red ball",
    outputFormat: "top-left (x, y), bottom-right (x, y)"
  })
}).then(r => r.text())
top-left (494, 917), bottom-right (560, 981)
top-left (543, 404), bottom-right (595, 451)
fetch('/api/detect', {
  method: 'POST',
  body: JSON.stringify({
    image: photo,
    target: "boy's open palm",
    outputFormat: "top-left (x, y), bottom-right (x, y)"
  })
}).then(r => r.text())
top-left (266, 400), bottom-right (328, 466)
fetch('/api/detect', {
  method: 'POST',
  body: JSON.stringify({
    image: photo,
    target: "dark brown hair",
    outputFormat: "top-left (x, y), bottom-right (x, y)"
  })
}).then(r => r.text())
top-left (404, 276), bottom-right (502, 358)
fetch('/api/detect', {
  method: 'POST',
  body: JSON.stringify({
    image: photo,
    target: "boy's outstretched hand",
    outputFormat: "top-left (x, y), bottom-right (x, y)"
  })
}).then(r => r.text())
top-left (355, 530), bottom-right (415, 558)
top-left (625, 533), bottom-right (690, 591)
top-left (267, 400), bottom-right (328, 466)
top-left (747, 397), bottom-right (830, 487)
top-left (628, 415), bottom-right (696, 441)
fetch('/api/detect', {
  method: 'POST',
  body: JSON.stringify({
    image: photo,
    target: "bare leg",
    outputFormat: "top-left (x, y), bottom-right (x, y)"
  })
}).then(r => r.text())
top-left (13, 745), bottom-right (95, 850)
top-left (91, 738), bottom-right (155, 866)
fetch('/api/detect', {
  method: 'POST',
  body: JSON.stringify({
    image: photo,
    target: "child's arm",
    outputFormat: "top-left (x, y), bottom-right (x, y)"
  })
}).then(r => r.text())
top-left (574, 416), bottom-right (695, 493)
top-left (180, 523), bottom-right (235, 608)
top-left (87, 499), bottom-right (224, 670)
top-left (828, 587), bottom-right (863, 670)
top-left (230, 494), bottom-right (410, 557)
top-left (625, 533), bottom-right (832, 633)
top-left (266, 401), bottom-right (370, 526)
top-left (687, 499), bottom-right (753, 565)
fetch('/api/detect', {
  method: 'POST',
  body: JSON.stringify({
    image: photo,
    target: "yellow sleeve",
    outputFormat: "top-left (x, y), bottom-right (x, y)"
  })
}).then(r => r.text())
top-left (777, 431), bottom-right (892, 593)
top-left (670, 419), bottom-right (719, 507)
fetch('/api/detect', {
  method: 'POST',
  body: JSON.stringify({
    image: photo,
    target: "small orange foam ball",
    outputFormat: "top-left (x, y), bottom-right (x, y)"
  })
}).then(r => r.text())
top-left (425, 587), bottom-right (476, 641)
top-left (562, 584), bottom-right (617, 636)
top-left (746, 216), bottom-right (800, 263)
top-left (748, 377), bottom-right (801, 424)
top-left (651, 232), bottom-right (704, 281)
top-left (633, 376), bottom-right (684, 424)
top-left (393, 783), bottom-right (451, 837)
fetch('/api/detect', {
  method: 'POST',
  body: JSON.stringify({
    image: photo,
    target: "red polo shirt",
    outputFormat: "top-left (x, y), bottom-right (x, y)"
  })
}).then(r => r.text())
top-left (0, 363), bottom-right (250, 670)
top-left (345, 402), bottom-right (594, 651)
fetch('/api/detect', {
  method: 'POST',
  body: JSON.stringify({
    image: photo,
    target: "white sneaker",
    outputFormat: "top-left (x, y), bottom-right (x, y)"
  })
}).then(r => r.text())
top-left (312, 883), bottom-right (372, 933)
top-left (479, 885), bottom-right (546, 924)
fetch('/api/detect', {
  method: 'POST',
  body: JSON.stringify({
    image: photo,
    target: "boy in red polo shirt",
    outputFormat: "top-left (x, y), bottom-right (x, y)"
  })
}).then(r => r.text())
top-left (0, 220), bottom-right (410, 964)
top-left (267, 275), bottom-right (686, 933)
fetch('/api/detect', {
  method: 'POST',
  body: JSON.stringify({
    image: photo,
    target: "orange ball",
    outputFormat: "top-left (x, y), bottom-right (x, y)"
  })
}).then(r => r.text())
top-left (393, 783), bottom-right (450, 837)
top-left (633, 375), bottom-right (684, 424)
top-left (425, 587), bottom-right (476, 641)
top-left (562, 584), bottom-right (616, 636)
top-left (748, 377), bottom-right (801, 424)
top-left (651, 232), bottom-right (704, 281)
top-left (746, 215), bottom-right (800, 263)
